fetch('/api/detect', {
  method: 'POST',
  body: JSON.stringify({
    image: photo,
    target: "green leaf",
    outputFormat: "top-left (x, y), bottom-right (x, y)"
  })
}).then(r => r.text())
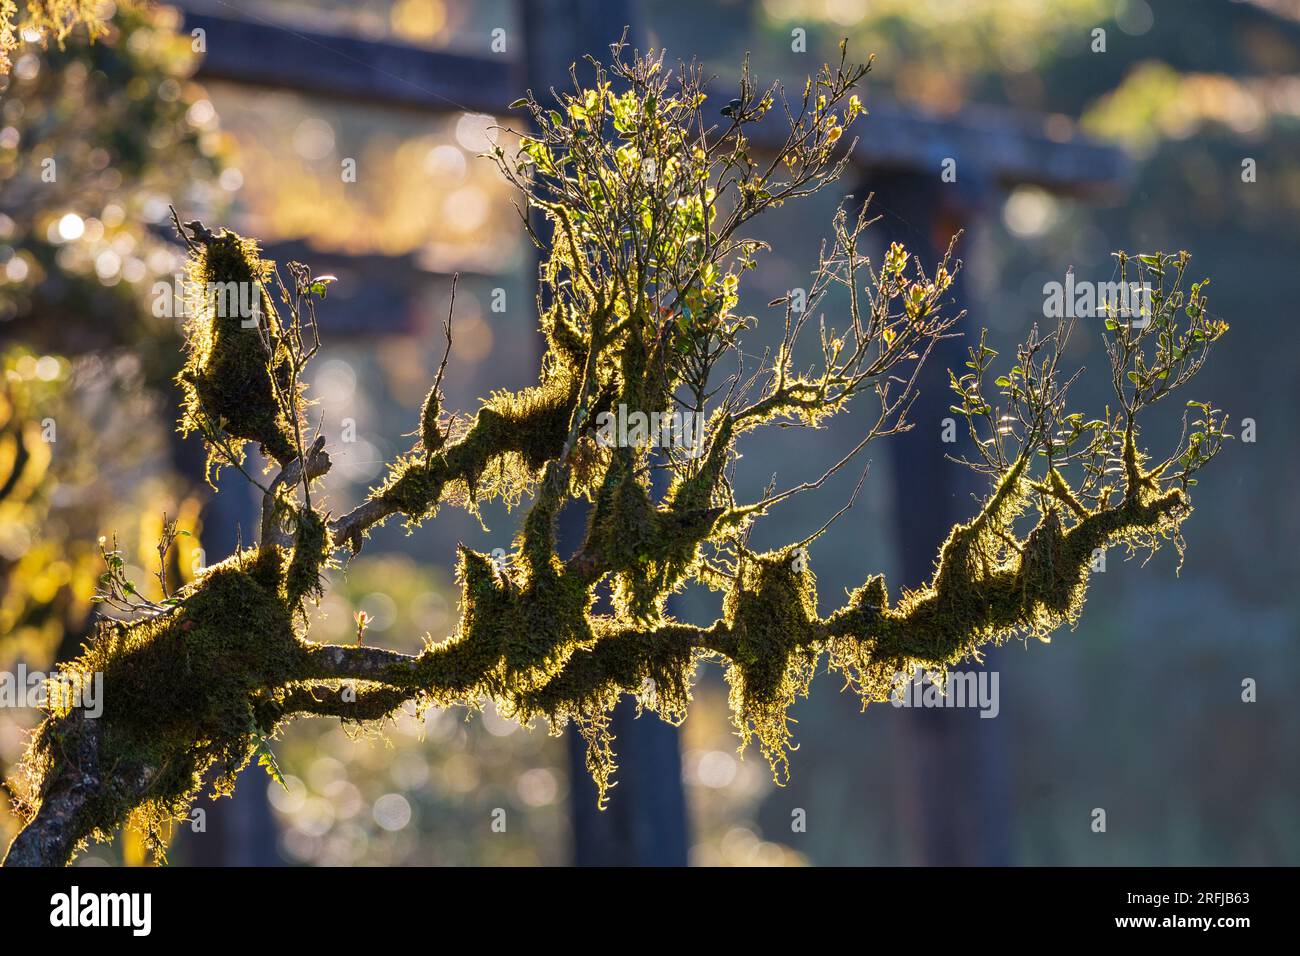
top-left (253, 736), bottom-right (287, 791)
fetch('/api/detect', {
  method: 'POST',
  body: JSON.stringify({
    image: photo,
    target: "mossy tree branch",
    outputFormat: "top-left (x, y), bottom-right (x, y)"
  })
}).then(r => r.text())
top-left (5, 42), bottom-right (1228, 866)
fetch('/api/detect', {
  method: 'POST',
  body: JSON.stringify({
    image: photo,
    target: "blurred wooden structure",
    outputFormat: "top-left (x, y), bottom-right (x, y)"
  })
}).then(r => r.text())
top-left (177, 0), bottom-right (1128, 866)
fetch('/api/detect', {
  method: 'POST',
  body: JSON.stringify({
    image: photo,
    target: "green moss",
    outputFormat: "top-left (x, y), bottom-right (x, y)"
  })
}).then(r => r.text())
top-left (583, 420), bottom-right (731, 622)
top-left (540, 301), bottom-right (589, 375)
top-left (377, 370), bottom-right (579, 522)
top-left (826, 461), bottom-right (1192, 709)
top-left (419, 384), bottom-right (445, 457)
top-left (392, 542), bottom-right (595, 712)
top-left (722, 548), bottom-right (822, 783)
top-left (176, 231), bottom-right (304, 476)
top-left (8, 63), bottom-right (1228, 865)
top-left (28, 371), bottom-right (1189, 846)
top-left (285, 508), bottom-right (332, 615)
top-left (19, 548), bottom-right (306, 857)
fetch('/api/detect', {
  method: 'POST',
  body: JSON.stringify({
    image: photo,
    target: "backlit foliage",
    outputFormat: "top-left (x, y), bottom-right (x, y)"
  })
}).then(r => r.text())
top-left (0, 0), bottom-right (112, 75)
top-left (5, 41), bottom-right (1228, 865)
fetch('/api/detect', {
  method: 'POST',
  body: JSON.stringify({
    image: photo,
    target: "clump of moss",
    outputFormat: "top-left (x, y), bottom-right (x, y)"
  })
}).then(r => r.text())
top-left (825, 574), bottom-right (907, 705)
top-left (827, 450), bottom-right (1191, 695)
top-left (583, 420), bottom-right (731, 622)
top-left (15, 547), bottom-right (306, 857)
top-left (377, 369), bottom-right (579, 523)
top-left (585, 451), bottom-right (658, 615)
top-left (285, 507), bottom-right (332, 615)
top-left (176, 230), bottom-right (303, 477)
top-left (394, 540), bottom-right (595, 712)
top-left (722, 547), bottom-right (822, 782)
top-left (419, 383), bottom-right (446, 457)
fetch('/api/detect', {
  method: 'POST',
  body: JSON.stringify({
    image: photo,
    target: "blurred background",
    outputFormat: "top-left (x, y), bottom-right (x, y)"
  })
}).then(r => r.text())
top-left (1, 0), bottom-right (1297, 866)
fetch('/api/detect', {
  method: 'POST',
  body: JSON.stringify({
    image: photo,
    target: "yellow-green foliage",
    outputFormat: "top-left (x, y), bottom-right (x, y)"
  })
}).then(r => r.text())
top-left (176, 230), bottom-right (303, 475)
top-left (17, 546), bottom-right (305, 855)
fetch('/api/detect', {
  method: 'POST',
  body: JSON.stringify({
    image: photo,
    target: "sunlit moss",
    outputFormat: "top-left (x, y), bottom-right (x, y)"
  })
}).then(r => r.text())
top-left (176, 230), bottom-right (303, 479)
top-left (14, 546), bottom-right (306, 858)
top-left (377, 368), bottom-right (580, 523)
top-left (8, 41), bottom-right (1226, 862)
top-left (284, 507), bottom-right (332, 616)
top-left (722, 548), bottom-right (821, 783)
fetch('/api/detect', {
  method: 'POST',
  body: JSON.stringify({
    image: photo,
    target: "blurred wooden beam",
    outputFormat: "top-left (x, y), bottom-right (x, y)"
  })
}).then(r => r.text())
top-left (180, 9), bottom-right (1128, 196)
top-left (182, 11), bottom-right (517, 115)
top-left (257, 242), bottom-right (492, 337)
top-left (864, 170), bottom-right (1015, 865)
top-left (844, 97), bottom-right (1129, 198)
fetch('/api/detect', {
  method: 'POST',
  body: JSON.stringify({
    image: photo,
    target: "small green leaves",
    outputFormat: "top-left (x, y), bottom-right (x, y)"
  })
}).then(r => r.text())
top-left (250, 725), bottom-right (288, 791)
top-left (307, 275), bottom-right (337, 298)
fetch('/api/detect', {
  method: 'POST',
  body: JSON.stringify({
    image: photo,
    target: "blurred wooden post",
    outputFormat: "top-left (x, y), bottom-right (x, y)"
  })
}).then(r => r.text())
top-left (857, 169), bottom-right (1014, 865)
top-left (522, 0), bottom-right (691, 867)
top-left (891, 171), bottom-right (1011, 866)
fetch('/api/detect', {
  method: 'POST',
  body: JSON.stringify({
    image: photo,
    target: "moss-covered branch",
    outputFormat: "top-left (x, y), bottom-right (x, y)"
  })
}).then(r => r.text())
top-left (4, 43), bottom-right (1229, 867)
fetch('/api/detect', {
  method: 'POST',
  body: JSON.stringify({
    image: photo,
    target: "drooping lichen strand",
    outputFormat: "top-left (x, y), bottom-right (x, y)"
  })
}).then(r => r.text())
top-left (529, 618), bottom-right (702, 806)
top-left (722, 548), bottom-right (822, 782)
top-left (176, 230), bottom-right (302, 476)
top-left (377, 370), bottom-right (580, 522)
